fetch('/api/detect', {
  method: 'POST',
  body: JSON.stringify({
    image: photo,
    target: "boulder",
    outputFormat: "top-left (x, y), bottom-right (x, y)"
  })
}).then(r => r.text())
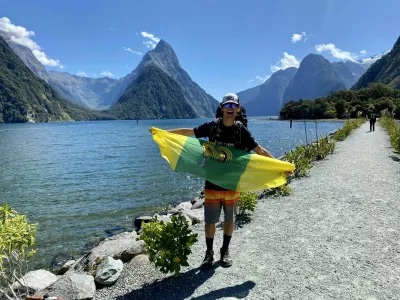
top-left (171, 201), bottom-right (192, 212)
top-left (134, 216), bottom-right (153, 229)
top-left (129, 254), bottom-right (150, 266)
top-left (58, 260), bottom-right (76, 275)
top-left (183, 209), bottom-right (204, 224)
top-left (153, 213), bottom-right (172, 223)
top-left (191, 198), bottom-right (204, 209)
top-left (74, 238), bottom-right (145, 273)
top-left (95, 256), bottom-right (123, 286)
top-left (37, 273), bottom-right (95, 300)
top-left (13, 269), bottom-right (57, 295)
top-left (103, 231), bottom-right (137, 242)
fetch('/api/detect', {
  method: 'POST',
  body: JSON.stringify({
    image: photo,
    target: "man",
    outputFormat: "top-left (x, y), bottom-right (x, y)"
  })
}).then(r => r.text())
top-left (369, 113), bottom-right (376, 132)
top-left (165, 93), bottom-right (276, 269)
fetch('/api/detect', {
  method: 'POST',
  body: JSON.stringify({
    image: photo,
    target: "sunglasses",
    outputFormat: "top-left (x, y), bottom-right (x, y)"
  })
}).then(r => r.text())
top-left (222, 103), bottom-right (239, 109)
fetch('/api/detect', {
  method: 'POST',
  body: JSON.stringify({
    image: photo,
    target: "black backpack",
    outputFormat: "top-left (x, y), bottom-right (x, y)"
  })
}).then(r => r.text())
top-left (210, 105), bottom-right (249, 148)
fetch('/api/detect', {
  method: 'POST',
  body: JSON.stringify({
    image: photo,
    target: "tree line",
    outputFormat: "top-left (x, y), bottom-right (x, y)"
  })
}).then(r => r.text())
top-left (280, 83), bottom-right (400, 120)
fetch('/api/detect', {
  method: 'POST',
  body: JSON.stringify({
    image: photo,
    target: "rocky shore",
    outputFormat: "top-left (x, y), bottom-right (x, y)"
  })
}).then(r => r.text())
top-left (7, 195), bottom-right (207, 300)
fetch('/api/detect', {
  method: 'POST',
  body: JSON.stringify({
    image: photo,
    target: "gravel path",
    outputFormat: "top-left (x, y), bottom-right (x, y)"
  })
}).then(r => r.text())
top-left (95, 121), bottom-right (400, 300)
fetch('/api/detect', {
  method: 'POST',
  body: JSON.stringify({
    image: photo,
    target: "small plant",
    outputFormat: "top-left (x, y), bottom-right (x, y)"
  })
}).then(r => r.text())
top-left (273, 185), bottom-right (292, 197)
top-left (0, 204), bottom-right (37, 300)
top-left (137, 213), bottom-right (198, 276)
top-left (333, 118), bottom-right (365, 141)
top-left (380, 114), bottom-right (400, 152)
top-left (284, 145), bottom-right (312, 178)
top-left (237, 192), bottom-right (258, 216)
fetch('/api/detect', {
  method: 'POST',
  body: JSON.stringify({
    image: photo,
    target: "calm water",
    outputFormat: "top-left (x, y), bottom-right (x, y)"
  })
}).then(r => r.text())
top-left (0, 118), bottom-right (343, 268)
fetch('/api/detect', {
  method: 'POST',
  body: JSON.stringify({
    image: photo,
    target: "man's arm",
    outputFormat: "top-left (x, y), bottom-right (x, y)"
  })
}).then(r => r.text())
top-left (253, 145), bottom-right (274, 158)
top-left (166, 128), bottom-right (194, 136)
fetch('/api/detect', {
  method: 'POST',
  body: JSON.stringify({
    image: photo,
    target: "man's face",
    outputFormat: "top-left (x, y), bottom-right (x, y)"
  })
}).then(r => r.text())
top-left (221, 102), bottom-right (240, 119)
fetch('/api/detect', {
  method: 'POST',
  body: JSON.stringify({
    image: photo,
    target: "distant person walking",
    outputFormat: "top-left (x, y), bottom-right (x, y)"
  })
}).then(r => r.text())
top-left (369, 114), bottom-right (376, 132)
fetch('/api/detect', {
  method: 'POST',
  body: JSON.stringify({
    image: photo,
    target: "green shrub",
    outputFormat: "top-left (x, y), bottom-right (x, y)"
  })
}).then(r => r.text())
top-left (137, 213), bottom-right (198, 276)
top-left (333, 119), bottom-right (365, 141)
top-left (237, 192), bottom-right (258, 216)
top-left (380, 115), bottom-right (400, 152)
top-left (285, 145), bottom-right (312, 178)
top-left (0, 204), bottom-right (36, 297)
top-left (273, 185), bottom-right (292, 197)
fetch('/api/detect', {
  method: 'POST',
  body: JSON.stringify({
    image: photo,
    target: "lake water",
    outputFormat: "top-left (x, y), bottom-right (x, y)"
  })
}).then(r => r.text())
top-left (0, 118), bottom-right (343, 268)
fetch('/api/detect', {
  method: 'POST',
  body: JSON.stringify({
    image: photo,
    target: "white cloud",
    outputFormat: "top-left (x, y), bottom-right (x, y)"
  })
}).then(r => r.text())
top-left (361, 50), bottom-right (390, 64)
top-left (360, 50), bottom-right (367, 55)
top-left (256, 75), bottom-right (271, 82)
top-left (100, 69), bottom-right (115, 77)
top-left (123, 47), bottom-right (142, 55)
top-left (315, 43), bottom-right (358, 62)
top-left (246, 75), bottom-right (271, 84)
top-left (32, 50), bottom-right (64, 69)
top-left (271, 52), bottom-right (300, 72)
top-left (292, 32), bottom-right (307, 43)
top-left (0, 17), bottom-right (64, 69)
top-left (76, 71), bottom-right (87, 77)
top-left (109, 27), bottom-right (116, 31)
top-left (141, 31), bottom-right (160, 49)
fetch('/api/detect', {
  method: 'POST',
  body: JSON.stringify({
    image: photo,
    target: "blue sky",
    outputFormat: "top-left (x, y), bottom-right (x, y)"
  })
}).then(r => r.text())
top-left (0, 0), bottom-right (399, 101)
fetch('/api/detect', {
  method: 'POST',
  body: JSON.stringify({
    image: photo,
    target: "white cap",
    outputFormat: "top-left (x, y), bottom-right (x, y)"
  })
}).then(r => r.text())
top-left (221, 93), bottom-right (239, 104)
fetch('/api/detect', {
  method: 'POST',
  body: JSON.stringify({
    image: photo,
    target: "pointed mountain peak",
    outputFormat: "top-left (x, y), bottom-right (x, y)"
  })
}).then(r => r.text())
top-left (393, 36), bottom-right (400, 49)
top-left (142, 39), bottom-right (180, 69)
top-left (153, 39), bottom-right (173, 53)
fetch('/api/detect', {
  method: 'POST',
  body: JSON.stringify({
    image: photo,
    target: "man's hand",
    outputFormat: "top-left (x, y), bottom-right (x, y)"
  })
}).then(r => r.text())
top-left (285, 171), bottom-right (294, 176)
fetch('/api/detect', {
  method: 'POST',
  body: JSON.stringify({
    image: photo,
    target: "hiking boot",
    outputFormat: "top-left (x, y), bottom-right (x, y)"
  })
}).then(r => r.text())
top-left (200, 250), bottom-right (214, 269)
top-left (220, 248), bottom-right (232, 267)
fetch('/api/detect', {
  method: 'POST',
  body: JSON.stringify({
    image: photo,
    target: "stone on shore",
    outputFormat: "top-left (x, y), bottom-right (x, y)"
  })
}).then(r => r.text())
top-left (128, 254), bottom-right (150, 266)
top-left (74, 235), bottom-right (145, 273)
top-left (95, 256), bottom-right (123, 286)
top-left (58, 259), bottom-right (76, 275)
top-left (171, 201), bottom-right (192, 212)
top-left (13, 269), bottom-right (57, 295)
top-left (37, 273), bottom-right (96, 300)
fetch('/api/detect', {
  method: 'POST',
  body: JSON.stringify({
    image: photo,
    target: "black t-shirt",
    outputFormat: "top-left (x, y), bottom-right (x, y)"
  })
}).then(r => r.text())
top-left (193, 119), bottom-right (259, 191)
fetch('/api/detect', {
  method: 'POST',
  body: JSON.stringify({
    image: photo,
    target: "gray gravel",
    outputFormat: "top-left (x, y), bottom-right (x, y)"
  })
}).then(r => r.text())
top-left (94, 122), bottom-right (400, 300)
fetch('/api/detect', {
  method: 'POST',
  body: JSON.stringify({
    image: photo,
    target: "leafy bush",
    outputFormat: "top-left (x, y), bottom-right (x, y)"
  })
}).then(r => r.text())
top-left (137, 213), bottom-right (198, 276)
top-left (380, 115), bottom-right (400, 152)
top-left (273, 185), bottom-right (292, 197)
top-left (284, 145), bottom-right (312, 178)
top-left (0, 204), bottom-right (36, 299)
top-left (237, 192), bottom-right (258, 216)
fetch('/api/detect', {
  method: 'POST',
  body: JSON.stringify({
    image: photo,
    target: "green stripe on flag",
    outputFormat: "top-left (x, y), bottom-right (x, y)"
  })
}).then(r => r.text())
top-left (175, 138), bottom-right (251, 191)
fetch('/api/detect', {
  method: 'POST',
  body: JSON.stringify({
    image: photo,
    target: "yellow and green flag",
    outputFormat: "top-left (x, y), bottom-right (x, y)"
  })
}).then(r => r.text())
top-left (151, 127), bottom-right (295, 192)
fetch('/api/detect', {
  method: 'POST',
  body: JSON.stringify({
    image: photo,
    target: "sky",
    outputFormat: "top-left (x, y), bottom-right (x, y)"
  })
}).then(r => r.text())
top-left (0, 0), bottom-right (399, 101)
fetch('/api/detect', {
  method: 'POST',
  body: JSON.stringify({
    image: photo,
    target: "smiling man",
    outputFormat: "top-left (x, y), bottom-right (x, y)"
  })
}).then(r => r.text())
top-left (165, 93), bottom-right (275, 269)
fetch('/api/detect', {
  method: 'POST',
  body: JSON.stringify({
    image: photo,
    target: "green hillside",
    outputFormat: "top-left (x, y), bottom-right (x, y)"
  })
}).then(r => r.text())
top-left (108, 64), bottom-right (197, 119)
top-left (0, 36), bottom-right (112, 123)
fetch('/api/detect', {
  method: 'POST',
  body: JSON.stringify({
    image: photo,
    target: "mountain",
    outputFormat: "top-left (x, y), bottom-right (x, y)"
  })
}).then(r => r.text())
top-left (352, 36), bottom-right (400, 90)
top-left (108, 65), bottom-right (197, 119)
top-left (283, 54), bottom-right (347, 105)
top-left (47, 71), bottom-right (118, 109)
top-left (331, 62), bottom-right (364, 89)
top-left (238, 68), bottom-right (297, 116)
top-left (236, 85), bottom-right (261, 105)
top-left (0, 30), bottom-right (49, 82)
top-left (104, 40), bottom-right (219, 117)
top-left (0, 36), bottom-right (111, 123)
